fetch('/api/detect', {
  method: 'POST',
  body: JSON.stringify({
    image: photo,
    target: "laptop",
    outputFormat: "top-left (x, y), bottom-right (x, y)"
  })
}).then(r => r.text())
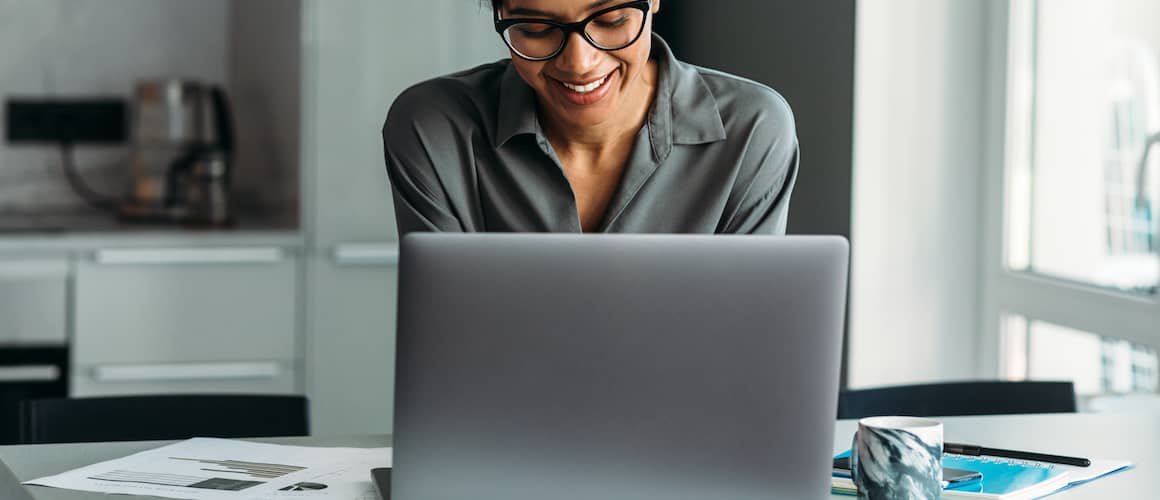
top-left (384, 234), bottom-right (848, 500)
top-left (0, 458), bottom-right (35, 500)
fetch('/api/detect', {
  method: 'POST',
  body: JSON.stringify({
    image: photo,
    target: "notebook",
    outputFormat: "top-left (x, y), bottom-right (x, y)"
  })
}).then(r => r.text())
top-left (938, 455), bottom-right (1071, 499)
top-left (832, 451), bottom-right (1131, 500)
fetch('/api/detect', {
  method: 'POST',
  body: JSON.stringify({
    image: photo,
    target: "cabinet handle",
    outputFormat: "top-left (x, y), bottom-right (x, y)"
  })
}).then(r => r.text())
top-left (0, 365), bottom-right (60, 383)
top-left (333, 243), bottom-right (399, 266)
top-left (94, 248), bottom-right (285, 265)
top-left (92, 362), bottom-right (282, 382)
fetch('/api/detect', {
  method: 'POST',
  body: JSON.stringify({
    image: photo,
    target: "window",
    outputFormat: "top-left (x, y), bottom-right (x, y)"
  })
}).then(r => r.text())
top-left (984, 0), bottom-right (1160, 394)
top-left (1001, 314), bottom-right (1159, 395)
top-left (1006, 0), bottom-right (1159, 295)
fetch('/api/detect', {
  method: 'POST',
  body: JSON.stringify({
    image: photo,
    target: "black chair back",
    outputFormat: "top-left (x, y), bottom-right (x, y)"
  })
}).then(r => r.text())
top-left (837, 381), bottom-right (1076, 420)
top-left (20, 394), bottom-right (308, 444)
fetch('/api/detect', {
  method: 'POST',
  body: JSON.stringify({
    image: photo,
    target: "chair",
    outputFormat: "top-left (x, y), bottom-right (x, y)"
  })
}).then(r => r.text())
top-left (19, 394), bottom-right (308, 444)
top-left (837, 381), bottom-right (1076, 420)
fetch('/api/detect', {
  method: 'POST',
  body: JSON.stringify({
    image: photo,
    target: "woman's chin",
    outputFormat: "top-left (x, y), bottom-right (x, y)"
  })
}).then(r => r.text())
top-left (546, 94), bottom-right (622, 129)
top-left (555, 108), bottom-right (618, 130)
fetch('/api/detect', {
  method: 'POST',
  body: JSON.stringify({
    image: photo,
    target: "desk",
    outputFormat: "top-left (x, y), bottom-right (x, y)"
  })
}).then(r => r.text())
top-left (0, 414), bottom-right (1149, 499)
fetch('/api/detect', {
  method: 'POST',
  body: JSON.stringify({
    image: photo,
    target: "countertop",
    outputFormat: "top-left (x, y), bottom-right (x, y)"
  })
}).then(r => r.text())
top-left (0, 209), bottom-right (302, 254)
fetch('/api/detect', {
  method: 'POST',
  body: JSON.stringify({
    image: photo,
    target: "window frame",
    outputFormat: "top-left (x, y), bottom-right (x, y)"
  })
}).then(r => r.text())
top-left (980, 0), bottom-right (1160, 379)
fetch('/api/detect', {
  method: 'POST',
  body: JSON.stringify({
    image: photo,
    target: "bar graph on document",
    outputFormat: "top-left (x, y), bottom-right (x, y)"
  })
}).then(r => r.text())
top-left (169, 457), bottom-right (307, 479)
top-left (88, 470), bottom-right (264, 491)
top-left (87, 457), bottom-right (308, 491)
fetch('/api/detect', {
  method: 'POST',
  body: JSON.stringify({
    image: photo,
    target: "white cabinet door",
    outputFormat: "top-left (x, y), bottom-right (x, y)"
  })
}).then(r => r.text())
top-left (306, 244), bottom-right (398, 435)
top-left (72, 247), bottom-right (299, 397)
top-left (0, 259), bottom-right (68, 345)
top-left (302, 0), bottom-right (503, 435)
top-left (303, 0), bottom-right (505, 245)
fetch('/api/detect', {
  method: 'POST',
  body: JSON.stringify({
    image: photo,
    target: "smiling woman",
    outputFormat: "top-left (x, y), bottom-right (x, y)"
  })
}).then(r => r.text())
top-left (382, 0), bottom-right (799, 234)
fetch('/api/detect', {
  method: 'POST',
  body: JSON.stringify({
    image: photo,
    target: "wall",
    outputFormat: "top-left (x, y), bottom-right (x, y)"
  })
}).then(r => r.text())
top-left (848, 0), bottom-right (992, 387)
top-left (0, 0), bottom-right (230, 213)
top-left (655, 0), bottom-right (855, 239)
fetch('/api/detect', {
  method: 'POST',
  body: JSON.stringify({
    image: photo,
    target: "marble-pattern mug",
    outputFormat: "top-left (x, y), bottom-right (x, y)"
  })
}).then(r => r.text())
top-left (851, 416), bottom-right (943, 500)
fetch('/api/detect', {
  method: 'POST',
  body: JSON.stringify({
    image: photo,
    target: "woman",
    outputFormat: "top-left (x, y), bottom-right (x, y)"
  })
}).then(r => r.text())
top-left (383, 0), bottom-right (797, 235)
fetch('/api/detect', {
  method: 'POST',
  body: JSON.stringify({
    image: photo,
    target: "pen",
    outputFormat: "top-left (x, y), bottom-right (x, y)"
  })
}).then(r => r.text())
top-left (944, 442), bottom-right (1091, 467)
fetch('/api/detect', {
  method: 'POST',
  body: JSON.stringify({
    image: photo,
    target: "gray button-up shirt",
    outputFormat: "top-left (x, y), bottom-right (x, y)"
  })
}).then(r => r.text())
top-left (383, 35), bottom-right (798, 236)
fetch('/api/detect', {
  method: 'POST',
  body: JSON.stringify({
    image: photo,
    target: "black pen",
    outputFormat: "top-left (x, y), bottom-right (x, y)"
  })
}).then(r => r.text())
top-left (944, 442), bottom-right (1091, 467)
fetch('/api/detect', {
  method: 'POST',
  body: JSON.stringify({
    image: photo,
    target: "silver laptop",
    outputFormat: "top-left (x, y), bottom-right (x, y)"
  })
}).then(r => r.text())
top-left (389, 234), bottom-right (848, 500)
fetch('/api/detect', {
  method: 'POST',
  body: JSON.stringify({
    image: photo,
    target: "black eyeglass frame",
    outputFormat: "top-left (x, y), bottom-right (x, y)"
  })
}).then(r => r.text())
top-left (493, 0), bottom-right (652, 61)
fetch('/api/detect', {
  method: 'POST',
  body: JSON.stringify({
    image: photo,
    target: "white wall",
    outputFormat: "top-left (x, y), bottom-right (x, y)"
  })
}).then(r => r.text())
top-left (848, 0), bottom-right (993, 388)
top-left (0, 0), bottom-right (230, 212)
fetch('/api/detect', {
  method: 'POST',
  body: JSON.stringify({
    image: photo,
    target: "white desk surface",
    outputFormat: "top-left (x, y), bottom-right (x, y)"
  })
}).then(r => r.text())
top-left (0, 413), bottom-right (1148, 499)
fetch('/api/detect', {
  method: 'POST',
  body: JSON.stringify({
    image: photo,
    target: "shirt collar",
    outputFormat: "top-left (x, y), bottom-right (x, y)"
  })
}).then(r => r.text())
top-left (495, 63), bottom-right (540, 147)
top-left (494, 33), bottom-right (727, 158)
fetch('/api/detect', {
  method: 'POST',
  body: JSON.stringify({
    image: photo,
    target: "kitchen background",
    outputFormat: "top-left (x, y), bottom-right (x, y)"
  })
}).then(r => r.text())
top-left (0, 0), bottom-right (298, 223)
top-left (0, 0), bottom-right (1157, 445)
top-left (0, 0), bottom-right (502, 443)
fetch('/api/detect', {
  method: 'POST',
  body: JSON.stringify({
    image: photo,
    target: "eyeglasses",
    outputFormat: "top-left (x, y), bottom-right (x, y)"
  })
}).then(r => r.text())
top-left (494, 0), bottom-right (652, 62)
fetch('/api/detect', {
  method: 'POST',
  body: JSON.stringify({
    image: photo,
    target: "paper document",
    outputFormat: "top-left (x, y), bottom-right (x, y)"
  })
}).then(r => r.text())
top-left (25, 438), bottom-right (391, 500)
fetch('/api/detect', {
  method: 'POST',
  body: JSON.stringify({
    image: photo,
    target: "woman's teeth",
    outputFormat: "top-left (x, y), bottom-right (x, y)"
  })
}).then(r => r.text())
top-left (562, 74), bottom-right (608, 93)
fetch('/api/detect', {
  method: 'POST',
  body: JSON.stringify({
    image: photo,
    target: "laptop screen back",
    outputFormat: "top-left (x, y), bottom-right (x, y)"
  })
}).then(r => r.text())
top-left (392, 234), bottom-right (848, 500)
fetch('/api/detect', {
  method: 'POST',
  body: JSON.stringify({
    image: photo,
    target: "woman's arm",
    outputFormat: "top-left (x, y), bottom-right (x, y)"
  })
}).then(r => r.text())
top-left (724, 144), bottom-right (798, 234)
top-left (719, 90), bottom-right (799, 234)
top-left (382, 85), bottom-right (468, 237)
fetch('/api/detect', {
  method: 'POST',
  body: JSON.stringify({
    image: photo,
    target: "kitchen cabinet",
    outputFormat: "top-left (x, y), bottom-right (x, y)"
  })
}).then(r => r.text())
top-left (306, 245), bottom-right (398, 435)
top-left (0, 258), bottom-right (69, 346)
top-left (71, 246), bottom-right (299, 397)
top-left (301, 0), bottom-right (504, 434)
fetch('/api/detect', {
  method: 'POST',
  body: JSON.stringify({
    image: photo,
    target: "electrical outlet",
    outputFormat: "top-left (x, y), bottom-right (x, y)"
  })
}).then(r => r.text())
top-left (5, 98), bottom-right (128, 144)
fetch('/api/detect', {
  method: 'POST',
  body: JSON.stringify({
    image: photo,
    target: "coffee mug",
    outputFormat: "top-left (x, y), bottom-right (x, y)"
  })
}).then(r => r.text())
top-left (851, 416), bottom-right (943, 500)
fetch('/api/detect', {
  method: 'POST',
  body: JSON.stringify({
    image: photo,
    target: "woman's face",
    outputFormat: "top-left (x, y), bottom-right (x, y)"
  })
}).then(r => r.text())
top-left (499, 0), bottom-right (661, 131)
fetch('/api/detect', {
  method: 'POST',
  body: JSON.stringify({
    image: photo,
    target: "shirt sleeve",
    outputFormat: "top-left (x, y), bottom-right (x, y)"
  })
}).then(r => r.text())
top-left (720, 91), bottom-right (799, 235)
top-left (382, 84), bottom-right (467, 237)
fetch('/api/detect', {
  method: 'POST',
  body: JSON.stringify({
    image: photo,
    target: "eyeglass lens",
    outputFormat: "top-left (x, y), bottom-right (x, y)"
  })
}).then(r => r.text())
top-left (502, 5), bottom-right (646, 60)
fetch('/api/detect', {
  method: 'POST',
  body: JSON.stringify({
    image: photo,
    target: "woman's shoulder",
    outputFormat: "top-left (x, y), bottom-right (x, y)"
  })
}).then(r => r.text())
top-left (385, 60), bottom-right (510, 129)
top-left (686, 64), bottom-right (795, 132)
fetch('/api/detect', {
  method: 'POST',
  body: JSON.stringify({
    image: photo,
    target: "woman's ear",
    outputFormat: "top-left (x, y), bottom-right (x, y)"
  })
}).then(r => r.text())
top-left (652, 0), bottom-right (661, 14)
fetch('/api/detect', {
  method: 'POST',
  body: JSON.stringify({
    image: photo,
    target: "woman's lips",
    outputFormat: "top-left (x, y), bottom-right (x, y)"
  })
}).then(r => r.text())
top-left (552, 70), bottom-right (616, 106)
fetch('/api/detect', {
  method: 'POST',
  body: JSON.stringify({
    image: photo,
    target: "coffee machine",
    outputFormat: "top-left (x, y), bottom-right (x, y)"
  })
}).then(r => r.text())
top-left (118, 79), bottom-right (234, 225)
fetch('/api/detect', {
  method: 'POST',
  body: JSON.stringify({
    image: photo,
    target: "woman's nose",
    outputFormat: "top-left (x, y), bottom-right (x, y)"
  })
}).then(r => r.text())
top-left (554, 32), bottom-right (602, 74)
